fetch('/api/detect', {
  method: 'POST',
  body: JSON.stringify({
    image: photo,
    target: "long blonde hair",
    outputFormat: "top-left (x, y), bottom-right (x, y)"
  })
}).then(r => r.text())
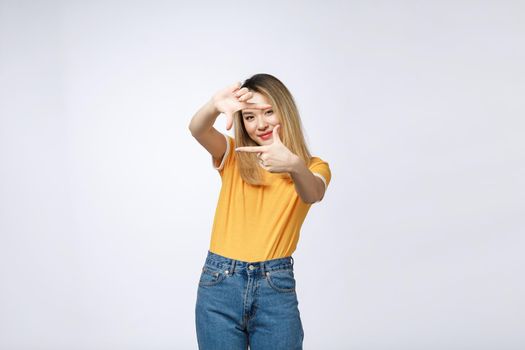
top-left (233, 73), bottom-right (312, 186)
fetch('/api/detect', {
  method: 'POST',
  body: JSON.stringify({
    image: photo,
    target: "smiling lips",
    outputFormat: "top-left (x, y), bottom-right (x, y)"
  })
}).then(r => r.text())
top-left (259, 131), bottom-right (273, 140)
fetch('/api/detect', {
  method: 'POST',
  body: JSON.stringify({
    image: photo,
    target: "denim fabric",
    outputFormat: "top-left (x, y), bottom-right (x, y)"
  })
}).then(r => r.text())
top-left (195, 250), bottom-right (304, 350)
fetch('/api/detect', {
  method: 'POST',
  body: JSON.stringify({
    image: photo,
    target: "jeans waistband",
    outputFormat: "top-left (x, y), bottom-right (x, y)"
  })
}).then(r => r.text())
top-left (203, 250), bottom-right (294, 276)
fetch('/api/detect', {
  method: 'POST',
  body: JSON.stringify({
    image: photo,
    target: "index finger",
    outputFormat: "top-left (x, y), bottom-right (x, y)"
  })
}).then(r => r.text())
top-left (235, 146), bottom-right (267, 152)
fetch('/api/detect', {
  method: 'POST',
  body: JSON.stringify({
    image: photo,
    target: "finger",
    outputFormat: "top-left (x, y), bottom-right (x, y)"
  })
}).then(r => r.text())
top-left (230, 81), bottom-right (242, 92)
top-left (234, 87), bottom-right (249, 97)
top-left (258, 160), bottom-right (269, 170)
top-left (272, 124), bottom-right (282, 142)
top-left (235, 146), bottom-right (267, 152)
top-left (237, 91), bottom-right (253, 102)
top-left (225, 113), bottom-right (233, 130)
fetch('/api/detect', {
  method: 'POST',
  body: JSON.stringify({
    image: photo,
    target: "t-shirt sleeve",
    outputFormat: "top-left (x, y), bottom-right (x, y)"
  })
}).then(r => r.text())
top-left (308, 157), bottom-right (331, 202)
top-left (211, 134), bottom-right (235, 176)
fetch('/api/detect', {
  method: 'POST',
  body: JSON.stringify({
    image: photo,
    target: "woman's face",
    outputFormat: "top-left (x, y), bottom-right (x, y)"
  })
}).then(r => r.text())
top-left (241, 92), bottom-right (281, 146)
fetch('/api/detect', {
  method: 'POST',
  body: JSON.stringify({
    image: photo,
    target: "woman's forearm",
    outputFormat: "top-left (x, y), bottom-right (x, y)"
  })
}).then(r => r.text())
top-left (188, 99), bottom-right (221, 137)
top-left (289, 156), bottom-right (325, 204)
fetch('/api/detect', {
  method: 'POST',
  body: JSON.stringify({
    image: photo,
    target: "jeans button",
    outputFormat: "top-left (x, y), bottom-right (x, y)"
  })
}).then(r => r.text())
top-left (249, 265), bottom-right (255, 270)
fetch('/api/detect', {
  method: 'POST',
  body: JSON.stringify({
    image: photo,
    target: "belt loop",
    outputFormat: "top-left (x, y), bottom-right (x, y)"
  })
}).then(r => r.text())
top-left (261, 261), bottom-right (267, 277)
top-left (229, 259), bottom-right (236, 275)
top-left (290, 256), bottom-right (294, 266)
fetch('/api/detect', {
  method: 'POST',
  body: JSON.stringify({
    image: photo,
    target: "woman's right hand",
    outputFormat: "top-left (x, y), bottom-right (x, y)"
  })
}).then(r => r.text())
top-left (211, 81), bottom-right (272, 130)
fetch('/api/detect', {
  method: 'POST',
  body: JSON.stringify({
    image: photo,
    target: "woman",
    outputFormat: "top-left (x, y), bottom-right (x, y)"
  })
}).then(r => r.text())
top-left (188, 73), bottom-right (331, 350)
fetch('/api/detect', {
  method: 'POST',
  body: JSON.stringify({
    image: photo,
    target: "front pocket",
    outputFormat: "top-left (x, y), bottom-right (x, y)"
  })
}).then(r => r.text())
top-left (198, 266), bottom-right (227, 287)
top-left (265, 269), bottom-right (296, 293)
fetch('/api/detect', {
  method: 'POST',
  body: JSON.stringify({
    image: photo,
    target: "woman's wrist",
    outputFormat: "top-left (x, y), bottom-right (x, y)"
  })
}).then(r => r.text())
top-left (206, 98), bottom-right (220, 115)
top-left (288, 155), bottom-right (305, 175)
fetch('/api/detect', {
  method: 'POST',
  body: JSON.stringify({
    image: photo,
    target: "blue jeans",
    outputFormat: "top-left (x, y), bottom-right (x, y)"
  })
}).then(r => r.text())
top-left (195, 250), bottom-right (304, 349)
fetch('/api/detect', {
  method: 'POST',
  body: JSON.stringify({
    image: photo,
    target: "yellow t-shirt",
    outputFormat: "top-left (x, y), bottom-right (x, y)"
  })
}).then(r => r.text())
top-left (208, 134), bottom-right (331, 262)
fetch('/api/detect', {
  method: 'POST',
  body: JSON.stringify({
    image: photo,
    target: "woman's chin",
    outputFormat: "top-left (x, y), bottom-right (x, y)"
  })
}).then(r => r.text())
top-left (250, 136), bottom-right (271, 146)
top-left (258, 138), bottom-right (272, 145)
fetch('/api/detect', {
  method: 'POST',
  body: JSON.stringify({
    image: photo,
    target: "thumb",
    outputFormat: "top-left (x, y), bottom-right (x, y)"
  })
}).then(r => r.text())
top-left (225, 113), bottom-right (233, 130)
top-left (272, 124), bottom-right (282, 143)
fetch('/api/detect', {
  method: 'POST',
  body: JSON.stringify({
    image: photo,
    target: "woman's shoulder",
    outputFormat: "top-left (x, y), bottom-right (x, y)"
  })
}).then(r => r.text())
top-left (307, 155), bottom-right (329, 166)
top-left (307, 155), bottom-right (332, 186)
top-left (218, 134), bottom-right (235, 151)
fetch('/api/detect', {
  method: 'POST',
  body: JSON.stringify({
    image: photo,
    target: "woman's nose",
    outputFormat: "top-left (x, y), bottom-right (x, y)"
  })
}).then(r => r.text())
top-left (257, 117), bottom-right (268, 129)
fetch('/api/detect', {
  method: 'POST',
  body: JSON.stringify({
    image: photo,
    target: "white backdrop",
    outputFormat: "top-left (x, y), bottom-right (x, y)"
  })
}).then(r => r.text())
top-left (1, 0), bottom-right (524, 349)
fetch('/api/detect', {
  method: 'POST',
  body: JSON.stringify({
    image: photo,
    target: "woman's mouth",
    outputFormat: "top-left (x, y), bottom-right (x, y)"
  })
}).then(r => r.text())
top-left (259, 131), bottom-right (272, 140)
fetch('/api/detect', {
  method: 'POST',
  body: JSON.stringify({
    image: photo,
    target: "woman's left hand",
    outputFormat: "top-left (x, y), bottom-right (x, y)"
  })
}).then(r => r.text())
top-left (235, 124), bottom-right (299, 173)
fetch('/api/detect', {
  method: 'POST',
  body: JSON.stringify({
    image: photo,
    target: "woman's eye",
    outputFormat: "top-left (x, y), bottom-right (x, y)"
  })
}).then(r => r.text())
top-left (265, 110), bottom-right (273, 115)
top-left (245, 116), bottom-right (254, 120)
